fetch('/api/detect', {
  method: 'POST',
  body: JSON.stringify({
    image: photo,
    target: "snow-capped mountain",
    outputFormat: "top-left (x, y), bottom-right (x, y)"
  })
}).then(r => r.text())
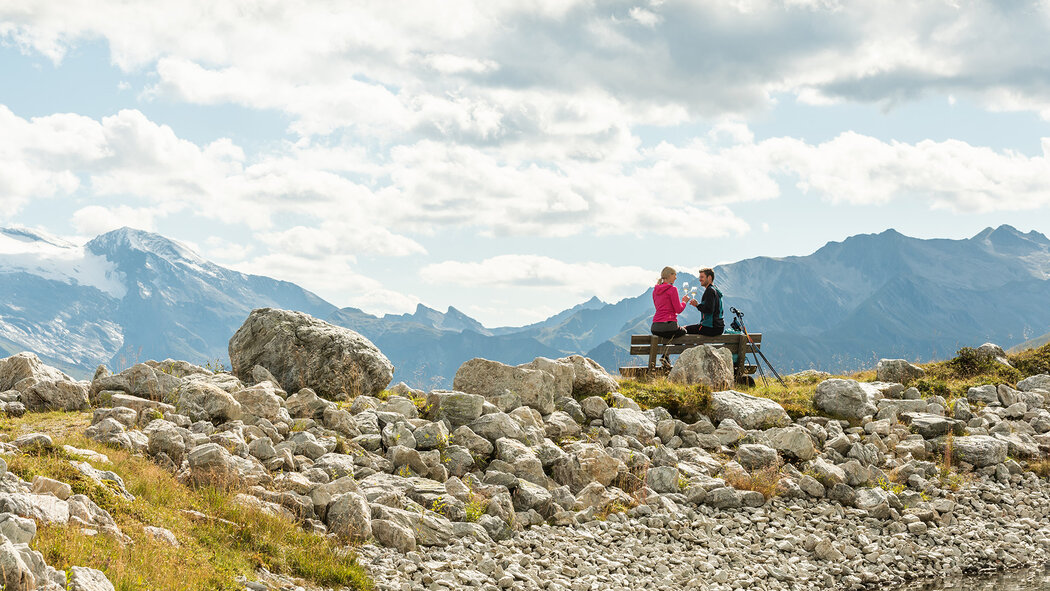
top-left (0, 226), bottom-right (335, 375)
top-left (0, 224), bottom-right (1047, 385)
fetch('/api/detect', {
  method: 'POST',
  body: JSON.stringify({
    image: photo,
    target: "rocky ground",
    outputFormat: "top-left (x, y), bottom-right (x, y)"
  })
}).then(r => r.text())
top-left (2, 310), bottom-right (1050, 590)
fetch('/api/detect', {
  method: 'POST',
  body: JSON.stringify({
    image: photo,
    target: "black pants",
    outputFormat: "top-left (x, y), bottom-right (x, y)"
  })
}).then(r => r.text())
top-left (685, 324), bottom-right (724, 336)
top-left (651, 321), bottom-right (685, 339)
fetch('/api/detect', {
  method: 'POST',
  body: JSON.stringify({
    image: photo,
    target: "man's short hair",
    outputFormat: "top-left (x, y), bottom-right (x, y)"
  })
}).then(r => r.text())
top-left (699, 267), bottom-right (714, 280)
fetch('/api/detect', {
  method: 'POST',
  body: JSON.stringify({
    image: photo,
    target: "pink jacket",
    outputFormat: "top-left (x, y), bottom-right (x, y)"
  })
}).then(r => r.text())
top-left (652, 282), bottom-right (687, 323)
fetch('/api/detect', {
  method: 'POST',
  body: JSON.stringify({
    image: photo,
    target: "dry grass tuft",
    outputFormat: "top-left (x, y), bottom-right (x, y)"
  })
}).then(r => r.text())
top-left (723, 463), bottom-right (784, 500)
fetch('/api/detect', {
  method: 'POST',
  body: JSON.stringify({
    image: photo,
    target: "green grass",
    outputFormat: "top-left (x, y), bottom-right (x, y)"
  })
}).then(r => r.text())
top-left (615, 342), bottom-right (1050, 423)
top-left (1, 413), bottom-right (372, 591)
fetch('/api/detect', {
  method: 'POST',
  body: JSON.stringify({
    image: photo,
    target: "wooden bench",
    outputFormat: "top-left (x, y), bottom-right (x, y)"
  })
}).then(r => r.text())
top-left (619, 333), bottom-right (762, 382)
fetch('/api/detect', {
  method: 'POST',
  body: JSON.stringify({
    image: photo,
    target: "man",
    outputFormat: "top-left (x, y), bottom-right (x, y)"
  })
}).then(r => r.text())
top-left (686, 267), bottom-right (724, 336)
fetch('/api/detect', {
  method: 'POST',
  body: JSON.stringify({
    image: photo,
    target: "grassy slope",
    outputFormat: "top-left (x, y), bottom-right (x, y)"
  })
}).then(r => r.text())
top-left (617, 342), bottom-right (1050, 421)
top-left (0, 412), bottom-right (372, 591)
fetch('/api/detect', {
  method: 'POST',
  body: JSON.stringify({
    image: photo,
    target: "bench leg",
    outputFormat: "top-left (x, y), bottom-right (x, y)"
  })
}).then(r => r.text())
top-left (648, 336), bottom-right (659, 370)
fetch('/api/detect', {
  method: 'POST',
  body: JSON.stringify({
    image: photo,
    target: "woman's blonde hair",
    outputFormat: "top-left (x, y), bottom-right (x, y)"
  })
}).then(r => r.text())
top-left (657, 266), bottom-right (676, 285)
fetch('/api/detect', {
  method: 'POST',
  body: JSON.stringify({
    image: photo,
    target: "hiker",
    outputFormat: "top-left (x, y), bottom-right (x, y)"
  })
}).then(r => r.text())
top-left (651, 267), bottom-right (694, 367)
top-left (685, 267), bottom-right (725, 336)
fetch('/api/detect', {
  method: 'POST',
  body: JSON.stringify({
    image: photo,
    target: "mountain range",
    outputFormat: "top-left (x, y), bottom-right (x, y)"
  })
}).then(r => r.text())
top-left (0, 225), bottom-right (1047, 387)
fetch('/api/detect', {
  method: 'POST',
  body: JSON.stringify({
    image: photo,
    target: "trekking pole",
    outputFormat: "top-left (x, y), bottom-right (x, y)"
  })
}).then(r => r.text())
top-left (731, 308), bottom-right (786, 387)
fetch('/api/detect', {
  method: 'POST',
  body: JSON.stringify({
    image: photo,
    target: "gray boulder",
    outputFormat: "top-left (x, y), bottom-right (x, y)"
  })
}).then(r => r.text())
top-left (177, 382), bottom-right (242, 423)
top-left (0, 352), bottom-right (70, 391)
top-left (229, 308), bottom-right (393, 399)
top-left (371, 518), bottom-right (416, 552)
top-left (0, 513), bottom-right (36, 545)
top-left (967, 385), bottom-right (1000, 405)
top-left (453, 358), bottom-right (556, 415)
top-left (187, 443), bottom-right (264, 487)
top-left (667, 345), bottom-right (733, 390)
top-left (326, 492), bottom-right (372, 541)
top-left (286, 387), bottom-right (333, 419)
top-left (814, 379), bottom-right (876, 419)
top-left (709, 390), bottom-right (790, 430)
top-left (603, 407), bottom-right (656, 441)
top-left (425, 391), bottom-right (485, 427)
top-left (1018, 374), bottom-right (1050, 393)
top-left (468, 412), bottom-right (529, 444)
top-left (875, 359), bottom-right (925, 386)
top-left (22, 379), bottom-right (90, 412)
top-left (764, 426), bottom-right (816, 461)
top-left (0, 539), bottom-right (34, 591)
top-left (735, 444), bottom-right (779, 470)
top-left (371, 504), bottom-right (452, 547)
top-left (951, 435), bottom-right (1007, 468)
top-left (232, 382), bottom-right (284, 422)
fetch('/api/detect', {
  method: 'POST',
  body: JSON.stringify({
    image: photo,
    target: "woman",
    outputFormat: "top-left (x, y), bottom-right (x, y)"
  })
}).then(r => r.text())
top-left (651, 266), bottom-right (694, 345)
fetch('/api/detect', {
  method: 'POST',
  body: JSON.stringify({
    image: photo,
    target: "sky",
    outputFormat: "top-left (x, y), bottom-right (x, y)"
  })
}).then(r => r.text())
top-left (2, 0), bottom-right (1050, 327)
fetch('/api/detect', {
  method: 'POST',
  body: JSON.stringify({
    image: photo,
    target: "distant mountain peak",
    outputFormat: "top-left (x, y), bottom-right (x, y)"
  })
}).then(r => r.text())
top-left (87, 227), bottom-right (211, 271)
top-left (1, 225), bottom-right (76, 249)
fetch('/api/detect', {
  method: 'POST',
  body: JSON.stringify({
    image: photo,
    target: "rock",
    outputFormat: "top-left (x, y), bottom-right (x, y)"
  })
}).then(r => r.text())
top-left (559, 355), bottom-right (619, 396)
top-left (667, 345), bottom-right (733, 390)
top-left (519, 357), bottom-right (574, 400)
top-left (814, 539), bottom-right (844, 562)
top-left (146, 420), bottom-right (188, 465)
top-left (967, 385), bottom-right (1000, 405)
top-left (735, 444), bottom-right (780, 471)
top-left (0, 493), bottom-right (69, 525)
top-left (513, 480), bottom-right (554, 513)
top-left (709, 390), bottom-right (790, 430)
top-left (31, 476), bottom-right (72, 500)
top-left (875, 359), bottom-right (925, 386)
top-left (371, 504), bottom-right (453, 547)
top-left (0, 352), bottom-right (71, 391)
top-left (951, 435), bottom-right (1007, 467)
top-left (814, 379), bottom-right (876, 419)
top-left (22, 379), bottom-right (90, 412)
top-left (799, 475), bottom-right (825, 498)
top-left (705, 487), bottom-right (742, 509)
top-left (544, 411), bottom-right (582, 441)
top-left (371, 518), bottom-right (416, 552)
top-left (425, 391), bottom-right (485, 427)
top-left (0, 539), bottom-right (34, 591)
top-left (453, 358), bottom-right (556, 415)
top-left (143, 526), bottom-right (179, 547)
top-left (902, 413), bottom-right (962, 439)
top-left (602, 407), bottom-right (656, 441)
top-left (377, 395), bottom-right (418, 420)
top-left (494, 438), bottom-right (546, 486)
top-left (414, 421), bottom-right (450, 451)
top-left (0, 513), bottom-right (36, 545)
top-left (101, 393), bottom-right (175, 416)
top-left (765, 426), bottom-right (816, 461)
top-left (177, 382), bottom-right (242, 423)
top-left (646, 465), bottom-right (681, 493)
top-left (229, 308), bottom-right (393, 399)
top-left (1018, 374), bottom-right (1050, 393)
top-left (66, 566), bottom-right (115, 591)
top-left (808, 458), bottom-right (846, 487)
top-left (232, 382), bottom-right (284, 422)
top-left (579, 396), bottom-right (609, 421)
top-left (286, 388), bottom-right (333, 419)
top-left (12, 433), bottom-right (53, 451)
top-left (187, 443), bottom-right (263, 487)
top-left (468, 412), bottom-right (529, 444)
top-left (326, 492), bottom-right (372, 541)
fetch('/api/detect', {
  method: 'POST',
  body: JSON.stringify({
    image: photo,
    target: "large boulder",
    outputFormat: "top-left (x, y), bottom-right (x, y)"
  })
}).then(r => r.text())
top-left (1018, 374), bottom-right (1050, 393)
top-left (709, 390), bottom-right (790, 430)
top-left (326, 492), bottom-right (372, 541)
top-left (91, 363), bottom-right (183, 403)
top-left (667, 345), bottom-right (733, 390)
top-left (453, 359), bottom-right (555, 415)
top-left (232, 382), bottom-right (284, 422)
top-left (229, 308), bottom-right (393, 400)
top-left (67, 566), bottom-right (116, 591)
top-left (558, 355), bottom-right (619, 397)
top-left (518, 358), bottom-right (574, 400)
top-left (814, 379), bottom-right (876, 419)
top-left (0, 539), bottom-right (35, 591)
top-left (951, 435), bottom-right (1007, 468)
top-left (0, 352), bottom-right (70, 391)
top-left (22, 379), bottom-right (90, 412)
top-left (187, 443), bottom-right (264, 487)
top-left (875, 359), bottom-right (925, 386)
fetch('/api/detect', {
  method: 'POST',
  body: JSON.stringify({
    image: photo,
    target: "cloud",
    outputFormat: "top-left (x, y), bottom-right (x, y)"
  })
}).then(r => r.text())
top-left (8, 0), bottom-right (1050, 140)
top-left (71, 205), bottom-right (159, 236)
top-left (420, 255), bottom-right (654, 302)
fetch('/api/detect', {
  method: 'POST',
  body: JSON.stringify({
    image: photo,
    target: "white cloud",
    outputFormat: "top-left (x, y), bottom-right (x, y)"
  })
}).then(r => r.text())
top-left (420, 255), bottom-right (654, 302)
top-left (71, 205), bottom-right (159, 236)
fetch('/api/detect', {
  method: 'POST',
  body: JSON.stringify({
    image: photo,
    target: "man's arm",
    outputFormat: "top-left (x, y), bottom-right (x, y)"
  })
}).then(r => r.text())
top-left (696, 286), bottom-right (715, 313)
